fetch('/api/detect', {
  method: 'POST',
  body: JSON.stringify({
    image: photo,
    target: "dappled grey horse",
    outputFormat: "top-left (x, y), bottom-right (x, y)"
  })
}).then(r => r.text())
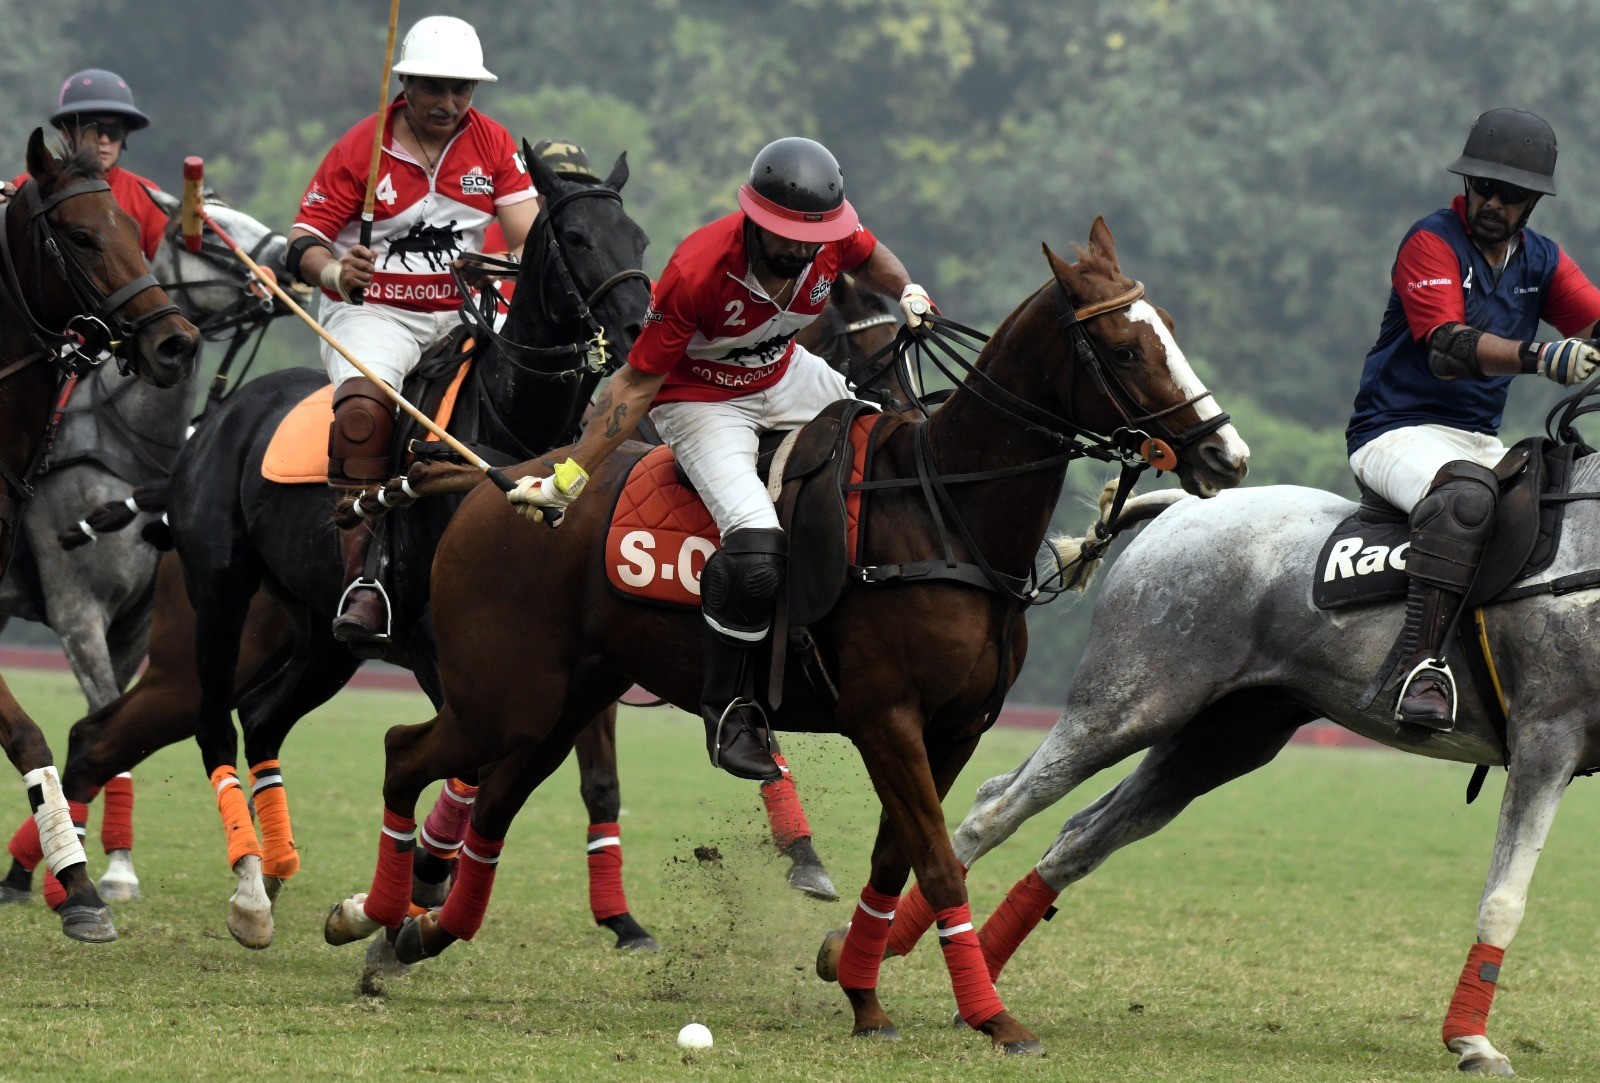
top-left (0, 191), bottom-right (287, 902)
top-left (872, 462), bottom-right (1600, 1076)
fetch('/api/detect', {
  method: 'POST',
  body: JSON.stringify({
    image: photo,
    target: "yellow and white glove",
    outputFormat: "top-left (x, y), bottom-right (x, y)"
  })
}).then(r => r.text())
top-left (899, 283), bottom-right (934, 330)
top-left (1533, 338), bottom-right (1600, 386)
top-left (507, 458), bottom-right (589, 524)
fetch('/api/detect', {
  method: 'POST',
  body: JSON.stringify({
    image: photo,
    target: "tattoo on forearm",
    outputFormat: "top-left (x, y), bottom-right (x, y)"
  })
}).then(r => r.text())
top-left (604, 404), bottom-right (628, 439)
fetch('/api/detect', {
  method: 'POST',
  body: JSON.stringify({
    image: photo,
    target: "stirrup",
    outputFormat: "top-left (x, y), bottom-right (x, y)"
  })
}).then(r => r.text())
top-left (711, 697), bottom-right (773, 767)
top-left (335, 577), bottom-right (392, 640)
top-left (1395, 656), bottom-right (1456, 727)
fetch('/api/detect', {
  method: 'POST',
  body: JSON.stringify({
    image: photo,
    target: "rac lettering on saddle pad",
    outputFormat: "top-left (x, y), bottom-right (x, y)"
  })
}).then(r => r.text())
top-left (1323, 536), bottom-right (1409, 580)
top-left (1312, 516), bottom-right (1411, 611)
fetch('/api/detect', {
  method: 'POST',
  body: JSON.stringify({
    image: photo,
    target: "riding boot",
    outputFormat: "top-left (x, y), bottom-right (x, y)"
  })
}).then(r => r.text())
top-left (327, 378), bottom-right (396, 651)
top-left (699, 528), bottom-right (786, 782)
top-left (1394, 461), bottom-right (1498, 731)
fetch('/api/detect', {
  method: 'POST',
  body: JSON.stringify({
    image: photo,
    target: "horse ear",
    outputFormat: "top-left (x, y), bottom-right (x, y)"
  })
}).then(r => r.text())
top-left (1043, 242), bottom-right (1087, 301)
top-left (26, 128), bottom-right (57, 186)
top-left (1088, 216), bottom-right (1119, 272)
top-left (603, 152), bottom-right (628, 192)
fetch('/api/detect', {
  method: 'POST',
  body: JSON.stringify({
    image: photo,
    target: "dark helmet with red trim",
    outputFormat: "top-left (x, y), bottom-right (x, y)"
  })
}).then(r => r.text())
top-left (737, 137), bottom-right (859, 243)
top-left (1446, 107), bottom-right (1557, 196)
top-left (50, 68), bottom-right (150, 132)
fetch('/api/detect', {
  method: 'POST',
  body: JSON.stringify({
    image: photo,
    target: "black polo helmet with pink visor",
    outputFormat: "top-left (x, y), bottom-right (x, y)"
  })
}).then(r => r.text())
top-left (737, 137), bottom-right (859, 243)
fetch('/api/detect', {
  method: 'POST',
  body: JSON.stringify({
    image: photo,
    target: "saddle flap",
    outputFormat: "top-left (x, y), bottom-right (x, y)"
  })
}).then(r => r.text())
top-left (1465, 436), bottom-right (1550, 607)
top-left (782, 400), bottom-right (880, 627)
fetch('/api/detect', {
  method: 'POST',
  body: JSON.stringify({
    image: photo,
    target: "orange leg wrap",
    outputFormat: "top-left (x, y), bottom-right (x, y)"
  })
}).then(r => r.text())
top-left (210, 766), bottom-right (262, 868)
top-left (1442, 942), bottom-right (1506, 1046)
top-left (249, 761), bottom-right (299, 879)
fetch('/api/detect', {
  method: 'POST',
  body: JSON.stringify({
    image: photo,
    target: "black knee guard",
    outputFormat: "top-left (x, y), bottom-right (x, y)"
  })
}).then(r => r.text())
top-left (1406, 461), bottom-right (1497, 593)
top-left (701, 528), bottom-right (787, 640)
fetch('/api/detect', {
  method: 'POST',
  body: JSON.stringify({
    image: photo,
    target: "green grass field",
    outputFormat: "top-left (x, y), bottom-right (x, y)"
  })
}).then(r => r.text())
top-left (1, 669), bottom-right (1599, 1081)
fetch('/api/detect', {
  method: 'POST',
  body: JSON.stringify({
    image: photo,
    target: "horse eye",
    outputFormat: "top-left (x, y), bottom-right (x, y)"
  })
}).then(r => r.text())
top-left (1112, 345), bottom-right (1139, 364)
top-left (562, 230), bottom-right (589, 249)
top-left (69, 229), bottom-right (97, 250)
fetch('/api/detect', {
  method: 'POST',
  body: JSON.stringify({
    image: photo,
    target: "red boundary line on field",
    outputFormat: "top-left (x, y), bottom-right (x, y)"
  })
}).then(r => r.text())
top-left (0, 646), bottom-right (1384, 750)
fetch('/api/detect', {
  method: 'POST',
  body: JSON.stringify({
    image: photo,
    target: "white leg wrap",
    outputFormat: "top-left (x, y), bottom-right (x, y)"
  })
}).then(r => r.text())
top-left (23, 766), bottom-right (88, 876)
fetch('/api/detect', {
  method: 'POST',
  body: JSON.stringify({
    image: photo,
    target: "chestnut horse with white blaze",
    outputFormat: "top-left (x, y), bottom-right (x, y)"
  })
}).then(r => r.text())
top-left (326, 218), bottom-right (1249, 1051)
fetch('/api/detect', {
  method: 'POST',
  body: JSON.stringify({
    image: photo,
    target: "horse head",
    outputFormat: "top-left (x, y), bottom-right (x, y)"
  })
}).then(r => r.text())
top-left (144, 187), bottom-right (292, 331)
top-left (1042, 217), bottom-right (1249, 497)
top-left (19, 128), bottom-right (198, 388)
top-left (797, 274), bottom-right (906, 401)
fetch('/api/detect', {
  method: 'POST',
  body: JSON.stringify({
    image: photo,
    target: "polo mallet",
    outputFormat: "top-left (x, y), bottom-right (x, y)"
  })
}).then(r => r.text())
top-left (180, 156), bottom-right (204, 254)
top-left (182, 159), bottom-right (515, 496)
top-left (352, 0), bottom-right (404, 306)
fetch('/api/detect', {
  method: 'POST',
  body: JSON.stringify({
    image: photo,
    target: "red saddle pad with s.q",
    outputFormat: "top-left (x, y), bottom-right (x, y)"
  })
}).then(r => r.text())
top-left (604, 414), bottom-right (877, 607)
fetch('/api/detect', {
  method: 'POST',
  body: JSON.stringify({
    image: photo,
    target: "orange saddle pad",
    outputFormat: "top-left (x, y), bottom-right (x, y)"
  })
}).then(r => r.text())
top-left (260, 361), bottom-right (474, 485)
top-left (605, 414), bottom-right (878, 608)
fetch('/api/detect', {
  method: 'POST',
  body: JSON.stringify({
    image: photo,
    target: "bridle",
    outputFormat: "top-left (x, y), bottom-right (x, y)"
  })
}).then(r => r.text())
top-left (453, 183), bottom-right (650, 382)
top-left (0, 175), bottom-right (179, 379)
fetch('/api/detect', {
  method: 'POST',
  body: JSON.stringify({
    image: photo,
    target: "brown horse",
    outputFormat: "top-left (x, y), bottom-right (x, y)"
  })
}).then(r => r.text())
top-left (326, 218), bottom-right (1249, 1051)
top-left (0, 130), bottom-right (197, 942)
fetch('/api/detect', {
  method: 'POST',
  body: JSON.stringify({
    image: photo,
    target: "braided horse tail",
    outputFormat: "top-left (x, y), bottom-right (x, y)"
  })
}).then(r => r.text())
top-left (332, 460), bottom-right (487, 530)
top-left (1047, 482), bottom-right (1191, 593)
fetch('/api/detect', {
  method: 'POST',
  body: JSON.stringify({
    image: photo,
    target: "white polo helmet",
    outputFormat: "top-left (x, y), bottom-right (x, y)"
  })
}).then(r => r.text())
top-left (391, 15), bottom-right (497, 83)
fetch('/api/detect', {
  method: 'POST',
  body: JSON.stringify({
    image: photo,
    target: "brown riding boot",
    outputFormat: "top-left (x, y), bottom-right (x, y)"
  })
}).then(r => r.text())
top-left (331, 525), bottom-right (390, 653)
top-left (328, 378), bottom-right (396, 654)
top-left (1394, 582), bottom-right (1459, 729)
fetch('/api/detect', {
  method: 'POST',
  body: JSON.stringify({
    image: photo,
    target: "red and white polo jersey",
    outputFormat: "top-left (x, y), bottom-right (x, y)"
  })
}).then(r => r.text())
top-left (293, 96), bottom-right (535, 313)
top-left (627, 210), bottom-right (878, 404)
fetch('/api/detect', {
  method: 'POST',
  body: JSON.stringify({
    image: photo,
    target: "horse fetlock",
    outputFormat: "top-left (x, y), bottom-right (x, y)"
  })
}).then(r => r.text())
top-left (843, 987), bottom-right (897, 1039)
top-left (324, 893), bottom-right (383, 946)
top-left (979, 1011), bottom-right (1042, 1055)
top-left (1477, 891), bottom-right (1527, 944)
top-left (1447, 1034), bottom-right (1514, 1076)
top-left (97, 849), bottom-right (140, 902)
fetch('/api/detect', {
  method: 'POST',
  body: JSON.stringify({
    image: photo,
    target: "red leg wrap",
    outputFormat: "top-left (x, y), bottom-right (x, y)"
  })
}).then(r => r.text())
top-left (837, 885), bottom-right (899, 991)
top-left (249, 761), bottom-right (299, 879)
top-left (586, 821), bottom-right (628, 922)
top-left (42, 868), bottom-right (66, 909)
top-left (759, 753), bottom-right (813, 851)
top-left (939, 904), bottom-right (1006, 1028)
top-left (1442, 942), bottom-right (1506, 1046)
top-left (979, 869), bottom-right (1060, 981)
top-left (420, 778), bottom-right (476, 859)
top-left (363, 808), bottom-right (416, 929)
top-left (210, 767), bottom-right (261, 868)
top-left (437, 826), bottom-right (503, 941)
top-left (886, 866), bottom-right (967, 959)
top-left (8, 815), bottom-right (42, 871)
top-left (100, 774), bottom-right (134, 853)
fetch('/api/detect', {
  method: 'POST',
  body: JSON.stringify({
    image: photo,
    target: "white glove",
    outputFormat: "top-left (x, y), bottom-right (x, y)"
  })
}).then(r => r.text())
top-left (899, 283), bottom-right (934, 330)
top-left (1534, 338), bottom-right (1600, 386)
top-left (507, 458), bottom-right (589, 524)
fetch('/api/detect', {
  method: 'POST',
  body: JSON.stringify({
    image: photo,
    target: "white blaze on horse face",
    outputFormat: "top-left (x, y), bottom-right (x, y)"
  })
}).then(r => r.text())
top-left (1124, 300), bottom-right (1250, 465)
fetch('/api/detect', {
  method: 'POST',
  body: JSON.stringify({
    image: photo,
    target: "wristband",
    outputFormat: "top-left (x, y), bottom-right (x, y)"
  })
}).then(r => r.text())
top-left (286, 235), bottom-right (331, 283)
top-left (550, 457), bottom-right (589, 498)
top-left (319, 260), bottom-right (350, 302)
top-left (1519, 341), bottom-right (1541, 375)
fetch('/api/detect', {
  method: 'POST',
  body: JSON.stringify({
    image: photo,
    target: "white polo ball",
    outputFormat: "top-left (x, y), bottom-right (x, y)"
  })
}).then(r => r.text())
top-left (676, 1022), bottom-right (713, 1050)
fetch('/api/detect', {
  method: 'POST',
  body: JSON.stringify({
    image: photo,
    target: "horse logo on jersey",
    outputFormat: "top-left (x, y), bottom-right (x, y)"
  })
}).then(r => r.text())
top-left (459, 167), bottom-right (494, 197)
top-left (808, 275), bottom-right (834, 306)
top-left (384, 219), bottom-right (463, 272)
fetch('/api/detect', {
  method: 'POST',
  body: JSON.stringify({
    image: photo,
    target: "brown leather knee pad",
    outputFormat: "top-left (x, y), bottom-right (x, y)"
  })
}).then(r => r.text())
top-left (1407, 460), bottom-right (1498, 592)
top-left (328, 377), bottom-right (396, 490)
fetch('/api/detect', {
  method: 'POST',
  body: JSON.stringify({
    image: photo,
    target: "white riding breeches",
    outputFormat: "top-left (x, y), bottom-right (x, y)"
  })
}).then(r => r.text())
top-left (318, 296), bottom-right (460, 389)
top-left (650, 344), bottom-right (853, 535)
top-left (1349, 423), bottom-right (1508, 513)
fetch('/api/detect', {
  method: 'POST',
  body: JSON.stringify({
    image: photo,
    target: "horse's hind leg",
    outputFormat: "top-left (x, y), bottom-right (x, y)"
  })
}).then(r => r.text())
top-left (1438, 718), bottom-right (1583, 1077)
top-left (0, 676), bottom-right (114, 942)
top-left (573, 703), bottom-right (659, 951)
top-left (760, 737), bottom-right (838, 901)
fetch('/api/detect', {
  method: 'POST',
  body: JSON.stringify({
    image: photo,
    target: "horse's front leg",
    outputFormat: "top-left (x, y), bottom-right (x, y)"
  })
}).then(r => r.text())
top-left (573, 703), bottom-right (659, 951)
top-left (1442, 722), bottom-right (1582, 1076)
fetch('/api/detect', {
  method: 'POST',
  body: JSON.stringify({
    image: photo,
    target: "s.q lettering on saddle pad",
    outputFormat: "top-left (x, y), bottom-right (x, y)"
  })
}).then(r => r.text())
top-left (605, 413), bottom-right (877, 608)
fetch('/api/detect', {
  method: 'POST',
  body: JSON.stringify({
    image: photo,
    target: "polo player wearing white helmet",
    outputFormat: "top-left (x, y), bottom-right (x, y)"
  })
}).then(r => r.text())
top-left (285, 15), bottom-right (539, 653)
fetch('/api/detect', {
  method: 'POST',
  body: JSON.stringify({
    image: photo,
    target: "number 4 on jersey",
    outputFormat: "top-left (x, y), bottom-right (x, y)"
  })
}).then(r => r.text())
top-left (375, 173), bottom-right (398, 207)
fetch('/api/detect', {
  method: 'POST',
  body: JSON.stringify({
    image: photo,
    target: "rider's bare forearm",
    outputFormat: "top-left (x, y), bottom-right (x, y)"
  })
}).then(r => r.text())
top-left (851, 243), bottom-right (913, 299)
top-left (560, 364), bottom-right (664, 476)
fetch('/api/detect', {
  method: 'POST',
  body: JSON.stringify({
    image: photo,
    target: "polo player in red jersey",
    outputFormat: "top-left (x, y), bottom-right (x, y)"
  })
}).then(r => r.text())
top-left (507, 136), bottom-right (933, 780)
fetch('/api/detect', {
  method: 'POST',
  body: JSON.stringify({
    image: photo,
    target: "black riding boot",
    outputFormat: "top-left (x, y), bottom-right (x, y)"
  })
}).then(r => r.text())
top-left (699, 529), bottom-right (786, 782)
top-left (1394, 461), bottom-right (1497, 731)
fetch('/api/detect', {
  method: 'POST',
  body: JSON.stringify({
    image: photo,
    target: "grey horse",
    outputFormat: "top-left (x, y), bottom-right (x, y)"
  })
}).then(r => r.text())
top-left (873, 463), bottom-right (1600, 1077)
top-left (0, 190), bottom-right (288, 902)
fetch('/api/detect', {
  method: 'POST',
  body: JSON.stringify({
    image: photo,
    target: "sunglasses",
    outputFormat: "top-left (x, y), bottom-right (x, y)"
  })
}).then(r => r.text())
top-left (1468, 176), bottom-right (1534, 206)
top-left (69, 116), bottom-right (127, 142)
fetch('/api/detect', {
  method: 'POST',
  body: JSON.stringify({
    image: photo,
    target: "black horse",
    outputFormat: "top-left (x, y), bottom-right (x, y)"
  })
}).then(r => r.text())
top-left (162, 151), bottom-right (649, 948)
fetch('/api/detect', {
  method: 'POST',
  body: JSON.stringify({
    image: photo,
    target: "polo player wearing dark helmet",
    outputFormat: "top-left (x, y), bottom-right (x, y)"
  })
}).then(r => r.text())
top-left (507, 136), bottom-right (932, 781)
top-left (1346, 108), bottom-right (1600, 730)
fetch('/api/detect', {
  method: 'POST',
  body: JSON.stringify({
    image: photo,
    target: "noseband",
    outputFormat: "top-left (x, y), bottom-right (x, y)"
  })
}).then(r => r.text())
top-left (0, 177), bottom-right (179, 377)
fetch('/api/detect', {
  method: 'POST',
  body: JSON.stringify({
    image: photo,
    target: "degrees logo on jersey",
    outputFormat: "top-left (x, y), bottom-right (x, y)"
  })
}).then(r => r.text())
top-left (459, 167), bottom-right (494, 197)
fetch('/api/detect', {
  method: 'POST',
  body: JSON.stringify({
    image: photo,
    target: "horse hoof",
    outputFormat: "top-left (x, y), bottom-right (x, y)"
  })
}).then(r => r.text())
top-left (324, 894), bottom-right (381, 946)
top-left (97, 851), bottom-right (140, 902)
top-left (1459, 1053), bottom-right (1516, 1077)
top-left (851, 1025), bottom-right (900, 1041)
top-left (816, 925), bottom-right (849, 983)
top-left (59, 903), bottom-right (117, 943)
top-left (227, 898), bottom-right (274, 950)
top-left (393, 914), bottom-right (446, 965)
top-left (1000, 1039), bottom-right (1044, 1056)
top-left (599, 913), bottom-right (660, 952)
top-left (0, 883), bottom-right (31, 905)
top-left (362, 929), bottom-right (411, 980)
top-left (786, 862), bottom-right (839, 902)
top-left (263, 876), bottom-right (285, 911)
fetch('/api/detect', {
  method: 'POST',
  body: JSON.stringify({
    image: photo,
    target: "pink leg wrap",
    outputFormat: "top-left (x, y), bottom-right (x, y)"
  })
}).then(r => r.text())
top-left (437, 826), bottom-right (503, 941)
top-left (586, 821), bottom-right (628, 921)
top-left (939, 904), bottom-right (1006, 1027)
top-left (837, 885), bottom-right (898, 991)
top-left (100, 774), bottom-right (134, 853)
top-left (363, 808), bottom-right (416, 929)
top-left (1442, 942), bottom-right (1506, 1046)
top-left (978, 869), bottom-right (1060, 980)
top-left (420, 778), bottom-right (476, 859)
top-left (759, 753), bottom-right (812, 851)
top-left (8, 815), bottom-right (42, 871)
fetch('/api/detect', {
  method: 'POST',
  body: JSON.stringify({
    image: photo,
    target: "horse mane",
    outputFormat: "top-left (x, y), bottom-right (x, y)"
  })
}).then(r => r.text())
top-left (44, 141), bottom-right (106, 191)
top-left (1572, 450), bottom-right (1600, 490)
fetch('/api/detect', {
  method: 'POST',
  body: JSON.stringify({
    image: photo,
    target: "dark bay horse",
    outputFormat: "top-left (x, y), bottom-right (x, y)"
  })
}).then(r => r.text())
top-left (18, 278), bottom-right (902, 953)
top-left (870, 461), bottom-right (1600, 1074)
top-left (0, 192), bottom-right (288, 905)
top-left (0, 130), bottom-right (197, 942)
top-left (327, 218), bottom-right (1250, 1051)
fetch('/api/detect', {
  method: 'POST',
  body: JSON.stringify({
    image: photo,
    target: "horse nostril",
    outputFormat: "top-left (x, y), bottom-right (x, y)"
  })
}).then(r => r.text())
top-left (157, 332), bottom-right (198, 364)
